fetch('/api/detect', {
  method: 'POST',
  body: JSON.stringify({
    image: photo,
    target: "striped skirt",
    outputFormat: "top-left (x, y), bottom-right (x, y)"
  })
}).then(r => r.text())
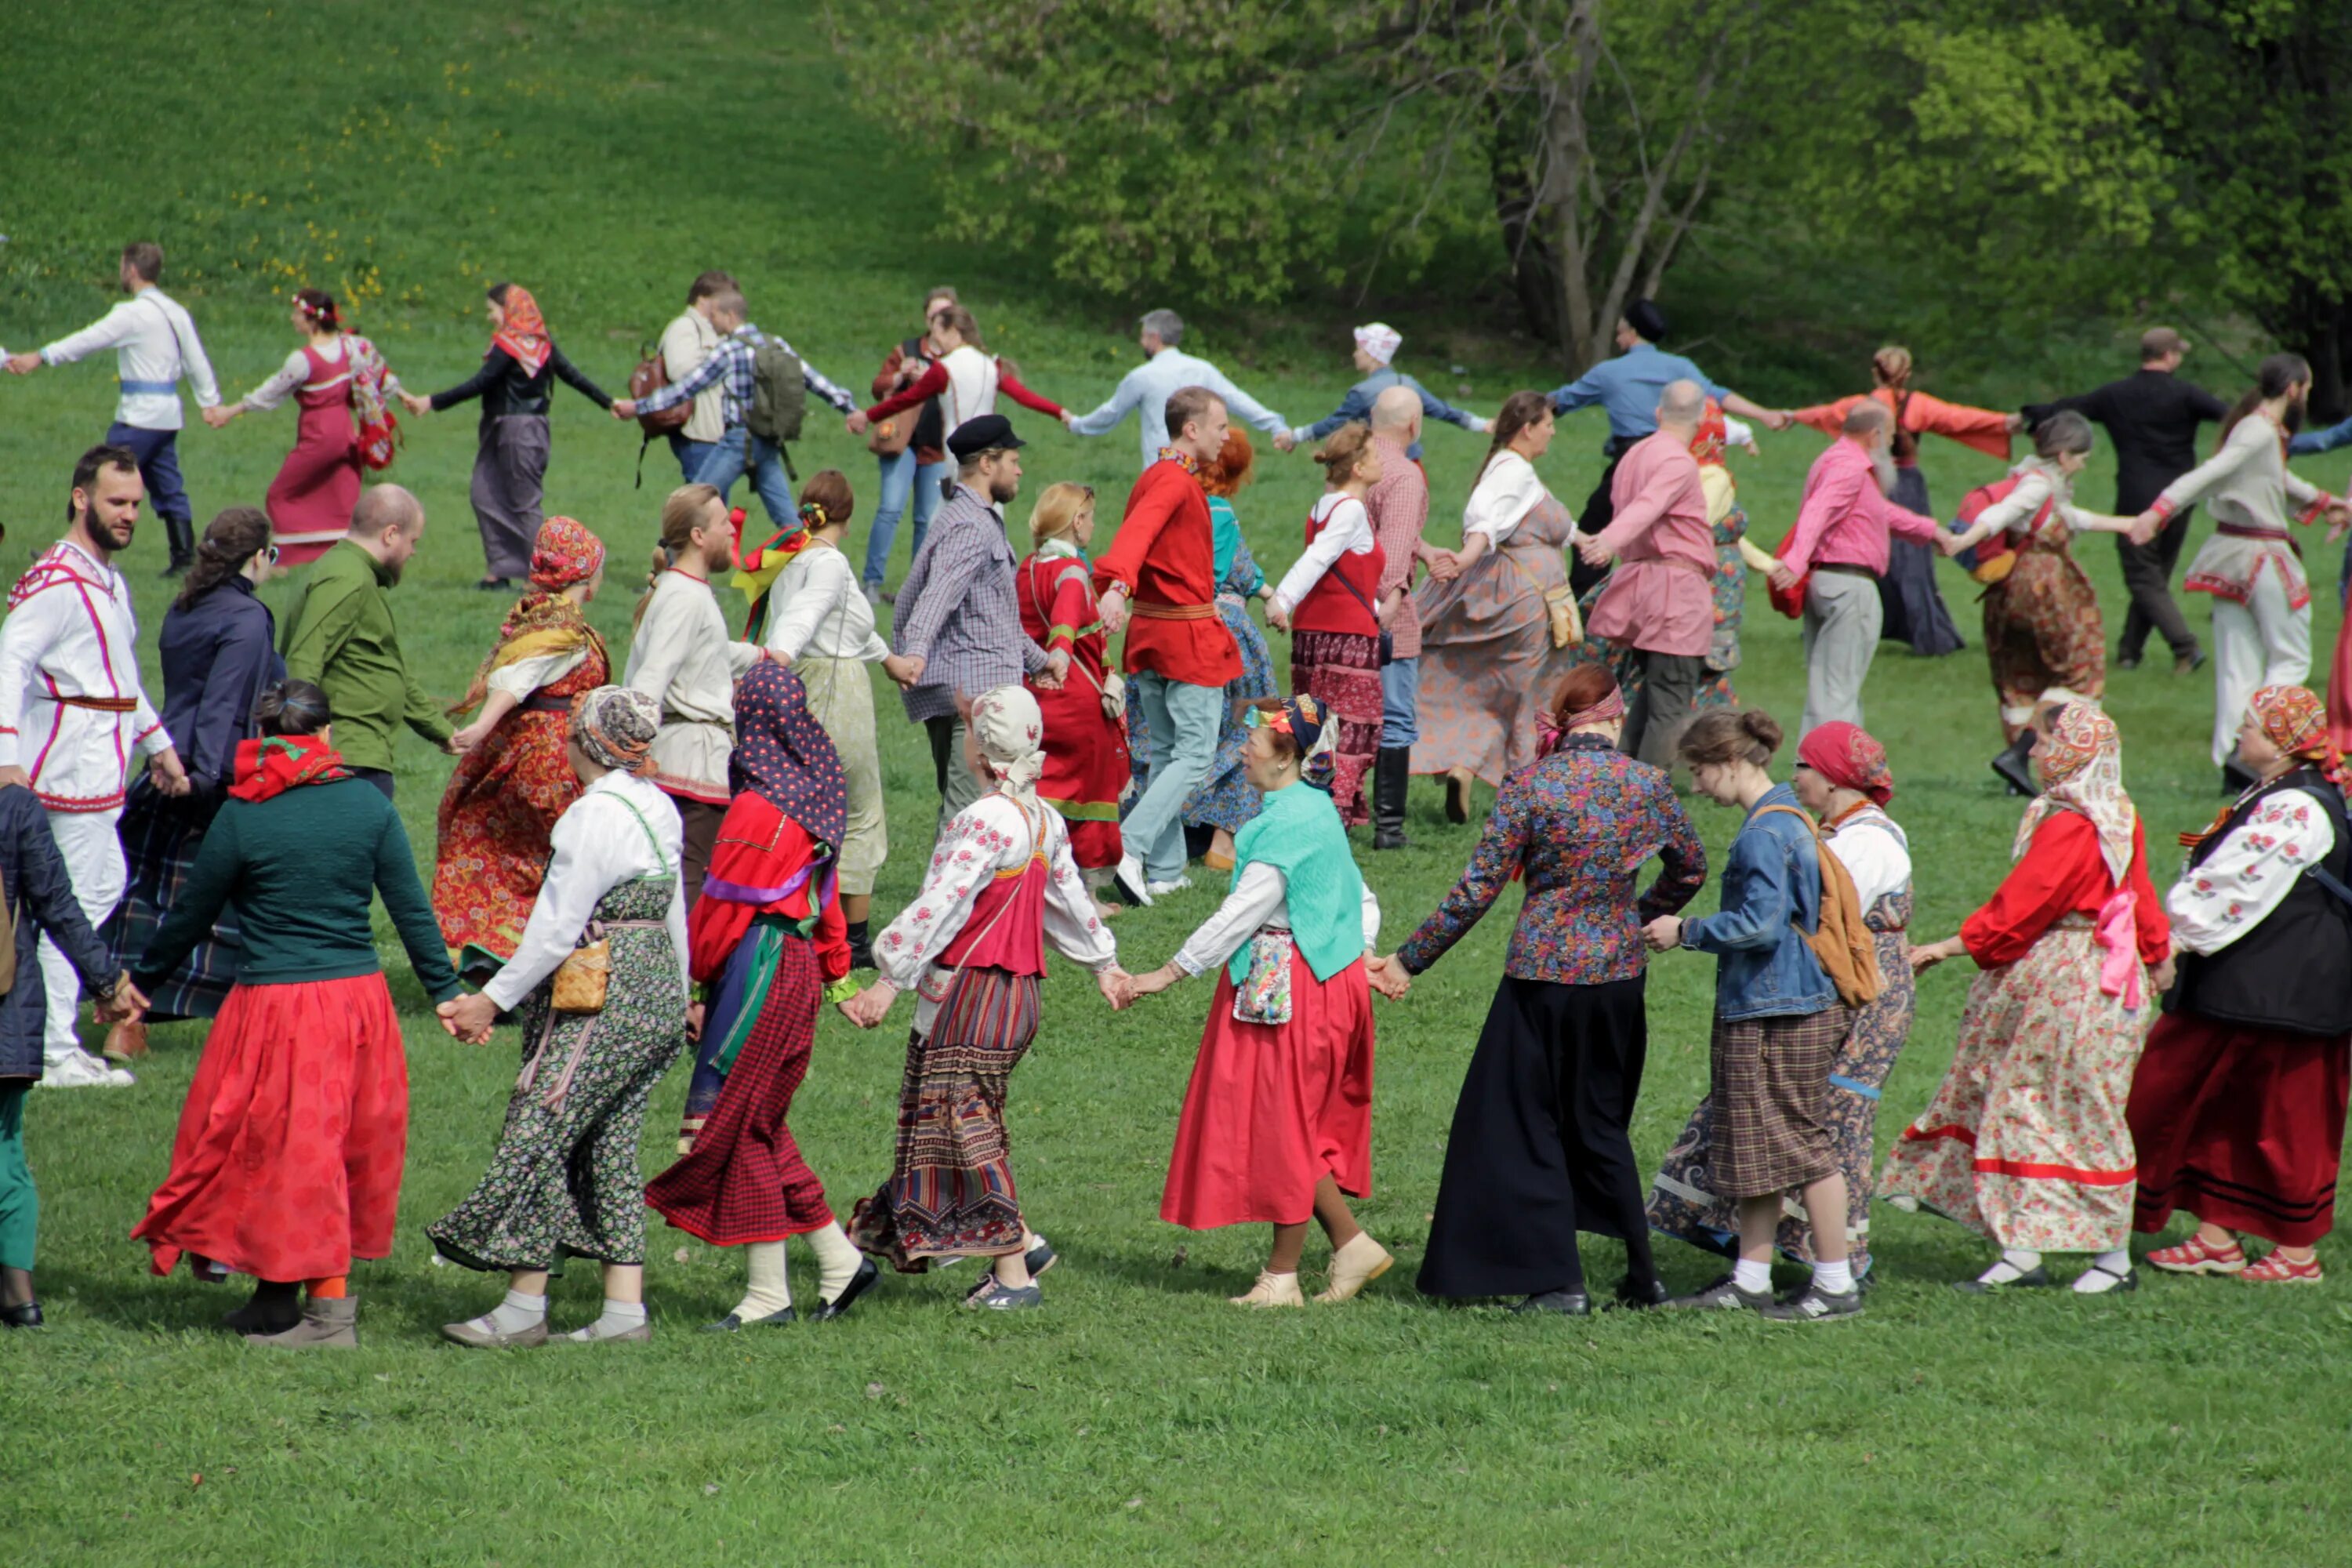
top-left (848, 965), bottom-right (1043, 1270)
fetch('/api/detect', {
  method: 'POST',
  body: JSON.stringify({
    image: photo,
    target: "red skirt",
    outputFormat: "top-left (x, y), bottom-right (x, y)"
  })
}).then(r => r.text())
top-left (132, 973), bottom-right (407, 1282)
top-left (2128, 1013), bottom-right (2351, 1247)
top-left (1160, 949), bottom-right (1374, 1229)
top-left (1029, 669), bottom-right (1127, 869)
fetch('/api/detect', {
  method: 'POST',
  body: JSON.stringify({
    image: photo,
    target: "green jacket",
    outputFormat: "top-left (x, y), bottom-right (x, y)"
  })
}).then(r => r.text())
top-left (278, 539), bottom-right (452, 774)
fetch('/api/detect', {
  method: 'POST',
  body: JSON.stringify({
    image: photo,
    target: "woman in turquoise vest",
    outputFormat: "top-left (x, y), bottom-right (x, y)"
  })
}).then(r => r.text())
top-left (1124, 695), bottom-right (1400, 1308)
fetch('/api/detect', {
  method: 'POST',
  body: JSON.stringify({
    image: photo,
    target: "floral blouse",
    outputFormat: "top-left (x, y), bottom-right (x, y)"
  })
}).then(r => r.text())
top-left (1396, 734), bottom-right (1706, 984)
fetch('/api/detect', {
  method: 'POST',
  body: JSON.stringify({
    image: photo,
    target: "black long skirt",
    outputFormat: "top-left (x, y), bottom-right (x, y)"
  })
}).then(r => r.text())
top-left (1416, 973), bottom-right (1659, 1298)
top-left (1876, 466), bottom-right (1965, 655)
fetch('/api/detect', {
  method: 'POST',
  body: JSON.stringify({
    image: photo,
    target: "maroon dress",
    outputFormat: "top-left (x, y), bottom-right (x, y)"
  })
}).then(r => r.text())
top-left (267, 340), bottom-right (365, 565)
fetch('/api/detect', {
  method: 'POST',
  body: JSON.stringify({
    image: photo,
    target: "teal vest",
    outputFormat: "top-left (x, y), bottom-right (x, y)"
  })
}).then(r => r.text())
top-left (1226, 780), bottom-right (1366, 984)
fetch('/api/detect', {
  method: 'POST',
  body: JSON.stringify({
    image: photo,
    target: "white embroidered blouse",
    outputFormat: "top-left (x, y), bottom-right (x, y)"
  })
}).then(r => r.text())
top-left (2165, 787), bottom-right (2339, 955)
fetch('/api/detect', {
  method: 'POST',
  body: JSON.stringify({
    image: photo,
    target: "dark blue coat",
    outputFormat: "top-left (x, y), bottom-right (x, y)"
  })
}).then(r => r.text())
top-left (158, 576), bottom-right (284, 800)
top-left (0, 785), bottom-right (117, 1080)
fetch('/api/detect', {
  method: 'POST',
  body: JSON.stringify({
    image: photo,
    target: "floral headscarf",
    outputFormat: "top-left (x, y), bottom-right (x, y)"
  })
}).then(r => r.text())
top-left (2015, 701), bottom-right (2134, 884)
top-left (227, 734), bottom-right (348, 803)
top-left (1690, 397), bottom-right (1729, 468)
top-left (529, 515), bottom-right (604, 593)
top-left (570, 685), bottom-right (660, 777)
top-left (451, 524), bottom-right (608, 718)
top-left (1247, 693), bottom-right (1338, 793)
top-left (2249, 684), bottom-right (2347, 786)
top-left (728, 661), bottom-right (846, 848)
top-left (971, 685), bottom-right (1047, 802)
top-left (1537, 680), bottom-right (1627, 759)
top-left (491, 285), bottom-right (553, 377)
top-left (1353, 323), bottom-right (1402, 367)
top-left (1797, 720), bottom-right (1895, 806)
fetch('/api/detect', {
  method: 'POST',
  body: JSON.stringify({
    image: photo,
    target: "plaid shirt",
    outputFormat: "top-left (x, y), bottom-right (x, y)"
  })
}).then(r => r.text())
top-left (891, 485), bottom-right (1049, 723)
top-left (636, 321), bottom-right (856, 429)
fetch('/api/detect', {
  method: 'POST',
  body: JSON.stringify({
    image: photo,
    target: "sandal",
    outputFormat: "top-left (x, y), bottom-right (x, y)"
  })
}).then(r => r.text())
top-left (2147, 1232), bottom-right (2245, 1276)
top-left (2241, 1250), bottom-right (2323, 1285)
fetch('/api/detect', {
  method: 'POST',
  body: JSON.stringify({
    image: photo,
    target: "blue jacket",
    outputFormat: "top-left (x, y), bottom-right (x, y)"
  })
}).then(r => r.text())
top-left (158, 575), bottom-right (284, 801)
top-left (1546, 342), bottom-right (1731, 444)
top-left (1297, 368), bottom-right (1483, 463)
top-left (2288, 413), bottom-right (2352, 457)
top-left (1679, 783), bottom-right (1835, 1021)
top-left (0, 785), bottom-right (117, 1080)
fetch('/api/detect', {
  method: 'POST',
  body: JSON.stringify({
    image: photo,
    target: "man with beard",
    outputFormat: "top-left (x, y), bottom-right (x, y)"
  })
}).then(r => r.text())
top-left (2129, 354), bottom-right (2351, 785)
top-left (6, 245), bottom-right (221, 577)
top-left (1770, 401), bottom-right (1955, 733)
top-left (889, 415), bottom-right (1053, 837)
top-left (0, 445), bottom-right (192, 1087)
top-left (280, 485), bottom-right (456, 800)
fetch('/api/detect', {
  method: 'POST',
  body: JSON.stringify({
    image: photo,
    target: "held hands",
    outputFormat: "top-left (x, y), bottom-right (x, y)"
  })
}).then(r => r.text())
top-left (1908, 935), bottom-right (1965, 973)
top-left (1272, 430), bottom-right (1298, 454)
top-left (1265, 598), bottom-right (1292, 633)
top-left (438, 991), bottom-right (499, 1044)
top-left (838, 978), bottom-right (898, 1029)
top-left (2149, 956), bottom-right (2177, 994)
top-left (449, 718), bottom-right (492, 754)
top-left (92, 973), bottom-right (150, 1026)
top-left (1575, 534), bottom-right (1615, 569)
top-left (1425, 550), bottom-right (1463, 583)
top-left (1095, 964), bottom-right (1134, 1011)
top-left (685, 1001), bottom-right (706, 1043)
top-left (1364, 953), bottom-right (1411, 1001)
top-left (149, 749), bottom-right (192, 798)
top-left (1121, 964), bottom-right (1179, 1003)
top-left (1766, 562), bottom-right (1801, 593)
top-left (2326, 501), bottom-right (2352, 545)
top-left (2126, 510), bottom-right (2164, 547)
top-left (610, 398), bottom-right (639, 421)
top-left (1764, 410), bottom-right (1793, 432)
top-left (5, 352), bottom-right (42, 376)
top-left (398, 390), bottom-right (432, 417)
top-left (201, 404), bottom-right (238, 430)
top-left (1934, 528), bottom-right (1968, 559)
top-left (1098, 586), bottom-right (1130, 636)
top-left (882, 653), bottom-right (923, 689)
top-left (1641, 916), bottom-right (1683, 953)
top-left (845, 411), bottom-right (871, 436)
top-left (1036, 649), bottom-right (1070, 691)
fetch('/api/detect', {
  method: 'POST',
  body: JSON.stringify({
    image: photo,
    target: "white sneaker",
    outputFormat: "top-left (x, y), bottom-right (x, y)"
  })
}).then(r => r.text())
top-left (1145, 874), bottom-right (1192, 897)
top-left (40, 1049), bottom-right (134, 1089)
top-left (1115, 854), bottom-right (1154, 908)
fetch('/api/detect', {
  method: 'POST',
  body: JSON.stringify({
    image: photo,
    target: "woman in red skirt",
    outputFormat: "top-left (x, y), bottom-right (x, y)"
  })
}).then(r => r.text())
top-left (644, 662), bottom-right (879, 1327)
top-left (2130, 685), bottom-right (2352, 1283)
top-left (1267, 426), bottom-right (1386, 826)
top-left (1126, 695), bottom-right (1404, 1307)
top-left (1017, 481), bottom-right (1128, 913)
top-left (129, 679), bottom-right (462, 1346)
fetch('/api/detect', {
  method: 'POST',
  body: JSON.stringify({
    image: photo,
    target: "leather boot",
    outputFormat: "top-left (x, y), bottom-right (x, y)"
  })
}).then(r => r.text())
top-left (1372, 747), bottom-right (1410, 851)
top-left (1989, 731), bottom-right (2036, 798)
top-left (249, 1294), bottom-right (358, 1348)
top-left (223, 1279), bottom-right (302, 1336)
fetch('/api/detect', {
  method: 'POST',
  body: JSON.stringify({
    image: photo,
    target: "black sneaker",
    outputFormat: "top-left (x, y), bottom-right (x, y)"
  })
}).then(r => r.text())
top-left (1760, 1284), bottom-right (1864, 1323)
top-left (1661, 1273), bottom-right (1773, 1313)
top-left (964, 1279), bottom-right (1042, 1312)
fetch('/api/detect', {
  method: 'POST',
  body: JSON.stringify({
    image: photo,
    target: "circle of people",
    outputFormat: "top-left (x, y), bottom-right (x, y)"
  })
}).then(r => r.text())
top-left (0, 247), bottom-right (2347, 1343)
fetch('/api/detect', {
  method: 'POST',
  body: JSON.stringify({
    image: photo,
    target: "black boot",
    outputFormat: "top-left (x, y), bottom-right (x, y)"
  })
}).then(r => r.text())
top-left (845, 920), bottom-right (874, 972)
top-left (1990, 731), bottom-right (2036, 797)
top-left (1372, 747), bottom-right (1411, 851)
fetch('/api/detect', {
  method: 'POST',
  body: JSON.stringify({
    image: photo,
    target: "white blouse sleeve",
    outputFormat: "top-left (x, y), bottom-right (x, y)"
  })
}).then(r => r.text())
top-left (484, 797), bottom-right (626, 1011)
top-left (1464, 456), bottom-right (1545, 543)
top-left (1040, 818), bottom-right (1118, 971)
top-left (1980, 470), bottom-right (2056, 535)
top-left (872, 797), bottom-right (1019, 989)
top-left (764, 557), bottom-right (835, 662)
top-left (2165, 789), bottom-right (2338, 955)
top-left (1360, 880), bottom-right (1381, 952)
top-left (1270, 498), bottom-right (1371, 612)
top-left (484, 648), bottom-right (589, 702)
top-left (1827, 818), bottom-right (1912, 912)
top-left (240, 349), bottom-right (312, 412)
top-left (1174, 861), bottom-right (1288, 977)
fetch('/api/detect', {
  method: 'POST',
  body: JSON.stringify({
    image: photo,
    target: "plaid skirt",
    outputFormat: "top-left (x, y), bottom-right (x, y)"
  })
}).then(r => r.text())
top-left (103, 784), bottom-right (238, 1020)
top-left (1707, 1005), bottom-right (1851, 1200)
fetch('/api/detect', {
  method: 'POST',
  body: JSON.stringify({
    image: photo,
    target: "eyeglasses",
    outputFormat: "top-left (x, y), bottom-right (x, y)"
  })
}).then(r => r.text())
top-left (263, 544), bottom-right (281, 564)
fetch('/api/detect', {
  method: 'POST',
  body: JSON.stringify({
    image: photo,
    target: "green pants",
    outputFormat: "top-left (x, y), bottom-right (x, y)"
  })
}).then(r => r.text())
top-left (0, 1081), bottom-right (33, 1272)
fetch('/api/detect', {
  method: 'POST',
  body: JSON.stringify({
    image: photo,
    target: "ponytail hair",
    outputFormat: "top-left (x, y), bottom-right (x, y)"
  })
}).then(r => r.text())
top-left (253, 678), bottom-right (332, 738)
top-left (634, 482), bottom-right (724, 630)
top-left (1678, 707), bottom-right (1784, 769)
top-left (175, 506), bottom-right (274, 613)
top-left (1478, 391), bottom-right (1552, 483)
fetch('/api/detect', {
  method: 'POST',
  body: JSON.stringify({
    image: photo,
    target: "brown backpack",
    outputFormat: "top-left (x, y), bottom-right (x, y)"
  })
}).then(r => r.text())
top-left (628, 339), bottom-right (691, 489)
top-left (1756, 804), bottom-right (1883, 1008)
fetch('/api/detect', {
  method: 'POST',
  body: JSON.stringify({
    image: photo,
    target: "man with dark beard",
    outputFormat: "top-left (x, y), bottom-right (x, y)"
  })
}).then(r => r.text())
top-left (1770, 401), bottom-right (1955, 732)
top-left (280, 484), bottom-right (456, 800)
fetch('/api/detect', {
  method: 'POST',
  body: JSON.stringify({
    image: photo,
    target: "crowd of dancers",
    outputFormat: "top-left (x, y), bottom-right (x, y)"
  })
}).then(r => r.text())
top-left (0, 242), bottom-right (2347, 1344)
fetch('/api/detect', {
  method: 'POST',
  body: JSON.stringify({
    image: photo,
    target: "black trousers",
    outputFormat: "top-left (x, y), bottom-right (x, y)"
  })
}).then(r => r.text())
top-left (1621, 649), bottom-right (1705, 770)
top-left (2115, 504), bottom-right (2200, 662)
top-left (1571, 453), bottom-right (1627, 597)
top-left (1417, 973), bottom-right (1659, 1298)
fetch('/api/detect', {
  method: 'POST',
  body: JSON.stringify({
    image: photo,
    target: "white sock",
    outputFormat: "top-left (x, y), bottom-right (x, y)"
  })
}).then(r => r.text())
top-left (2073, 1248), bottom-right (2133, 1294)
top-left (468, 1287), bottom-right (546, 1336)
top-left (1976, 1247), bottom-right (2043, 1286)
top-left (805, 1222), bottom-right (862, 1304)
top-left (566, 1297), bottom-right (649, 1340)
top-left (1733, 1257), bottom-right (1772, 1294)
top-left (731, 1242), bottom-right (791, 1320)
top-left (1812, 1258), bottom-right (1854, 1295)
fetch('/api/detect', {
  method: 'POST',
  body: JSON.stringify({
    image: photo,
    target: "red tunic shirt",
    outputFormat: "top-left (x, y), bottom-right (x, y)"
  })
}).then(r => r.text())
top-left (1094, 458), bottom-right (1241, 687)
top-left (688, 793), bottom-right (851, 987)
top-left (1960, 810), bottom-right (2169, 969)
top-left (1290, 499), bottom-right (1387, 638)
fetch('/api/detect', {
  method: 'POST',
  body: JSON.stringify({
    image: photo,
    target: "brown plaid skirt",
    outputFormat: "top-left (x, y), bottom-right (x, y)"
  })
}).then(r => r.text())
top-left (1707, 1005), bottom-right (1853, 1200)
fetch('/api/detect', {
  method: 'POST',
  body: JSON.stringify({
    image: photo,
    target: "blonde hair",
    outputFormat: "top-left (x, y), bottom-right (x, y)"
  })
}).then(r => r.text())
top-left (635, 482), bottom-right (725, 630)
top-left (1312, 423), bottom-right (1375, 485)
top-left (1871, 344), bottom-right (1914, 389)
top-left (1028, 481), bottom-right (1094, 545)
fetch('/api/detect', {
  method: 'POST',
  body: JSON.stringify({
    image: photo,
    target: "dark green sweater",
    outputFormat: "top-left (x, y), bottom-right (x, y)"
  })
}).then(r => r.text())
top-left (133, 775), bottom-right (462, 1000)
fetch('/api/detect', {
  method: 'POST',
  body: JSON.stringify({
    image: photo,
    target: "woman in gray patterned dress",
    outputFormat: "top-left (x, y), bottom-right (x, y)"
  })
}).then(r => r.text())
top-left (430, 688), bottom-right (695, 1347)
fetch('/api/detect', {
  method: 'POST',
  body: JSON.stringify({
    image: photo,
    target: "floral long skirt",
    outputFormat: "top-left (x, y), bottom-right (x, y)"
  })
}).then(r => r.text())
top-left (1290, 629), bottom-right (1382, 826)
top-left (1878, 920), bottom-right (2151, 1253)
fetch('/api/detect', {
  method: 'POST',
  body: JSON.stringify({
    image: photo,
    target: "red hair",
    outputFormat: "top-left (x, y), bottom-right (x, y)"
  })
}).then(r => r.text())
top-left (1203, 426), bottom-right (1256, 497)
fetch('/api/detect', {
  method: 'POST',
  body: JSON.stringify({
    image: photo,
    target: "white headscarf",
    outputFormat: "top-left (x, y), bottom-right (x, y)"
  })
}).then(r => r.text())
top-left (970, 685), bottom-right (1046, 802)
top-left (1354, 322), bottom-right (1402, 367)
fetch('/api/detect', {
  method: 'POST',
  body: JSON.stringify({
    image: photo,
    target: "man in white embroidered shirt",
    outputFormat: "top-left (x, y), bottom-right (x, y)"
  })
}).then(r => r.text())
top-left (0, 447), bottom-right (193, 1087)
top-left (7, 243), bottom-right (222, 576)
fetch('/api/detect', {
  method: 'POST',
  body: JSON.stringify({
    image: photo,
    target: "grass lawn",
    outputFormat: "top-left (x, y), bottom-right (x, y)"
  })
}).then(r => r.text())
top-left (5, 4), bottom-right (2350, 1564)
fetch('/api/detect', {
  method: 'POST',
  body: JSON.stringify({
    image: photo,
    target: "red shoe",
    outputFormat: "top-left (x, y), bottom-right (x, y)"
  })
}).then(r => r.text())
top-left (2241, 1250), bottom-right (2323, 1284)
top-left (2147, 1232), bottom-right (2245, 1276)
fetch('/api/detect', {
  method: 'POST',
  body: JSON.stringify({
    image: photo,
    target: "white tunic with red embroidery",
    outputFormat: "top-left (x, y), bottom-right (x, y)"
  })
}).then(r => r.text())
top-left (0, 540), bottom-right (172, 811)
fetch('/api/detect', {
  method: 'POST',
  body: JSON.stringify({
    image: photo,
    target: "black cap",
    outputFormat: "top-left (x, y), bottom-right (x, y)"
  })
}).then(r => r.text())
top-left (1624, 298), bottom-right (1668, 343)
top-left (946, 413), bottom-right (1025, 459)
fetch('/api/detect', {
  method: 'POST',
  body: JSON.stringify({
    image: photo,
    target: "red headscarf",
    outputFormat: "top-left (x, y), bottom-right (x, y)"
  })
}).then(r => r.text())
top-left (491, 285), bottom-right (552, 376)
top-left (1797, 721), bottom-right (1894, 806)
top-left (227, 735), bottom-right (348, 803)
top-left (529, 514), bottom-right (605, 593)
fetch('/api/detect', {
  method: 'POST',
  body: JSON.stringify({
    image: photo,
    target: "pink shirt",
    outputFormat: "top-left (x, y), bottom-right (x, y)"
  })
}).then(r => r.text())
top-left (1586, 430), bottom-right (1713, 656)
top-left (1782, 437), bottom-right (1944, 575)
top-left (1366, 431), bottom-right (1430, 659)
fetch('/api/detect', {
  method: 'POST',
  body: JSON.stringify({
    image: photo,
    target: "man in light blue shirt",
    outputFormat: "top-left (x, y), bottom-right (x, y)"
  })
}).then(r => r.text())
top-left (1066, 309), bottom-right (1290, 469)
top-left (1287, 322), bottom-right (1488, 463)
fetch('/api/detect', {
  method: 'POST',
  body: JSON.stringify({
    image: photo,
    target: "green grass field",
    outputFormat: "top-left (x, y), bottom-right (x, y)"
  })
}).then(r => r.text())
top-left (5, 5), bottom-right (2351, 1564)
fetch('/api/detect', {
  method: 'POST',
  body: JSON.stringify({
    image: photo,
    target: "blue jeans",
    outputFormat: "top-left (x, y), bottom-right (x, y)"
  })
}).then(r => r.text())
top-left (1123, 672), bottom-right (1225, 883)
top-left (668, 431), bottom-right (718, 483)
top-left (697, 427), bottom-right (796, 526)
top-left (106, 421), bottom-right (194, 565)
top-left (864, 447), bottom-right (953, 589)
top-left (1380, 656), bottom-right (1421, 748)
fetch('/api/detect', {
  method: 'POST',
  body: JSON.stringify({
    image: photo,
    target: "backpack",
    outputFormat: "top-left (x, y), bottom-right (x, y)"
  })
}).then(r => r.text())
top-left (1755, 804), bottom-right (1883, 1008)
top-left (627, 338), bottom-right (691, 489)
top-left (1949, 473), bottom-right (2051, 586)
top-left (745, 333), bottom-right (808, 447)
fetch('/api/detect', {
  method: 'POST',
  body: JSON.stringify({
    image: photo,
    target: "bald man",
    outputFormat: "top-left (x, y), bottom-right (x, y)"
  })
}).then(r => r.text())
top-left (280, 485), bottom-right (456, 797)
top-left (1364, 385), bottom-right (1432, 847)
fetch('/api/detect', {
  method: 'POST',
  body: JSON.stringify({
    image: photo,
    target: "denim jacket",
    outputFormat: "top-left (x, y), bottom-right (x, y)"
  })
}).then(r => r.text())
top-left (1680, 783), bottom-right (1836, 1020)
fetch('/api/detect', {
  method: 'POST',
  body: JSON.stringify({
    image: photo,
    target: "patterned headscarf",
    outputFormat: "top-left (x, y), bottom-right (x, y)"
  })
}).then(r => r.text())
top-left (490, 285), bottom-right (553, 377)
top-left (971, 685), bottom-right (1047, 801)
top-left (1354, 322), bottom-right (1403, 367)
top-left (529, 515), bottom-right (604, 593)
top-left (1690, 397), bottom-right (1729, 468)
top-left (569, 684), bottom-right (659, 777)
top-left (1538, 681), bottom-right (1627, 759)
top-left (1798, 720), bottom-right (1895, 806)
top-left (227, 734), bottom-right (348, 803)
top-left (2249, 684), bottom-right (2347, 786)
top-left (729, 660), bottom-right (846, 847)
top-left (1249, 693), bottom-right (1338, 793)
top-left (2014, 700), bottom-right (2135, 884)
top-left (729, 505), bottom-right (815, 637)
